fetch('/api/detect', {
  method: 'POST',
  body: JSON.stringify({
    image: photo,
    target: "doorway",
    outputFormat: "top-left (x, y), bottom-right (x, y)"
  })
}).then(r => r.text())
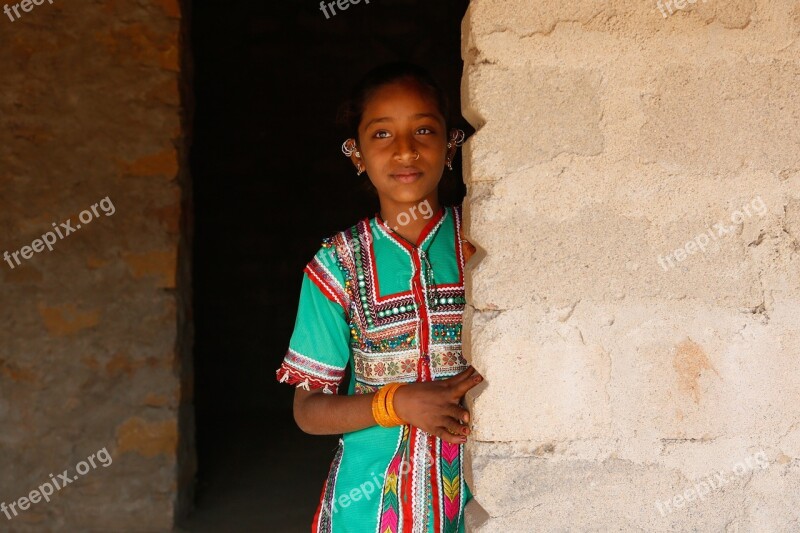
top-left (182, 1), bottom-right (469, 529)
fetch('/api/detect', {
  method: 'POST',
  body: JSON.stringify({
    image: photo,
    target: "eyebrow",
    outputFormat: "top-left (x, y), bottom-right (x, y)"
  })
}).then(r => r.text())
top-left (363, 113), bottom-right (442, 130)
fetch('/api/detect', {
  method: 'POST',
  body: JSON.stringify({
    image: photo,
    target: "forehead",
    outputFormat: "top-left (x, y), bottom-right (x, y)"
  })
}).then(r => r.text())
top-left (360, 79), bottom-right (444, 125)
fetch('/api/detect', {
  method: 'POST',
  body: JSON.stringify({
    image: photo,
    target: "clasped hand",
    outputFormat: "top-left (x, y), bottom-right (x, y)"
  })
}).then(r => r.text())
top-left (392, 365), bottom-right (483, 444)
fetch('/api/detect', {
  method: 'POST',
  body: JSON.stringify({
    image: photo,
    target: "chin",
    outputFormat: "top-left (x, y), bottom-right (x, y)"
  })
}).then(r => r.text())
top-left (387, 180), bottom-right (439, 196)
top-left (389, 187), bottom-right (434, 203)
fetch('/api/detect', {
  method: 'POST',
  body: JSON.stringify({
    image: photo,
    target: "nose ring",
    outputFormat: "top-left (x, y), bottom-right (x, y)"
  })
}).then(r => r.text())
top-left (413, 151), bottom-right (420, 161)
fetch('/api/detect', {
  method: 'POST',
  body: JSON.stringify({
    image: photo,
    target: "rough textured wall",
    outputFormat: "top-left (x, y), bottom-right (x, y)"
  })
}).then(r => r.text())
top-left (0, 0), bottom-right (194, 530)
top-left (460, 0), bottom-right (800, 530)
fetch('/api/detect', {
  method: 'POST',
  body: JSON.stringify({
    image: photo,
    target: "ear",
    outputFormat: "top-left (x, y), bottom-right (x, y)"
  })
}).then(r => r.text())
top-left (345, 138), bottom-right (362, 171)
top-left (446, 128), bottom-right (459, 164)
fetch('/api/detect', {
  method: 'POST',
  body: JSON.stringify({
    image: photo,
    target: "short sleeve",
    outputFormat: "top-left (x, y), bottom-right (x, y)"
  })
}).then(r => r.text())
top-left (275, 242), bottom-right (352, 394)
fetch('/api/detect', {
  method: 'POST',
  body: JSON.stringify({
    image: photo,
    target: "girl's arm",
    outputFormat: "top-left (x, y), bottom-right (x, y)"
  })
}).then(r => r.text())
top-left (292, 366), bottom-right (483, 444)
top-left (293, 387), bottom-right (378, 435)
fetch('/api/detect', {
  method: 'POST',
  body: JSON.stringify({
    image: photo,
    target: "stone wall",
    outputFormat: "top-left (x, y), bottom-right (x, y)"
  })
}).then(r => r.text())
top-left (0, 0), bottom-right (194, 530)
top-left (461, 0), bottom-right (800, 530)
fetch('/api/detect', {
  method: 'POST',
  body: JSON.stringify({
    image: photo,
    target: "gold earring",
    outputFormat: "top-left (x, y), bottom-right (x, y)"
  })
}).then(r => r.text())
top-left (356, 163), bottom-right (364, 176)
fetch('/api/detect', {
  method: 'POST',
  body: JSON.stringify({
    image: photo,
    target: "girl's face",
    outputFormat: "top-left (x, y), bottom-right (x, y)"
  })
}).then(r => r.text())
top-left (350, 79), bottom-right (456, 206)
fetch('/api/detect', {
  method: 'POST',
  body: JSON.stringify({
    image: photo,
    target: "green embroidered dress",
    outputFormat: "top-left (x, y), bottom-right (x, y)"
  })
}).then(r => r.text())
top-left (275, 204), bottom-right (473, 532)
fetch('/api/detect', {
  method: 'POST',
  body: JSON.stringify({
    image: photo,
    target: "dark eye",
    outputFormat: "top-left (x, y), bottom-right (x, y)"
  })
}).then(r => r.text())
top-left (417, 127), bottom-right (434, 135)
top-left (374, 131), bottom-right (391, 139)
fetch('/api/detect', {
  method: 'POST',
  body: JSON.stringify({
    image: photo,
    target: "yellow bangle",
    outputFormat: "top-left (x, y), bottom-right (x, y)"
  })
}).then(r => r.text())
top-left (372, 382), bottom-right (406, 427)
top-left (372, 385), bottom-right (392, 427)
top-left (371, 388), bottom-right (385, 426)
top-left (385, 382), bottom-right (406, 425)
top-left (379, 384), bottom-right (399, 426)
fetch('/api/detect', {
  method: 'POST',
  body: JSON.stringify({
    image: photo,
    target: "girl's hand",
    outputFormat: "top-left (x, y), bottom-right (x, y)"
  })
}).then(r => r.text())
top-left (392, 365), bottom-right (483, 444)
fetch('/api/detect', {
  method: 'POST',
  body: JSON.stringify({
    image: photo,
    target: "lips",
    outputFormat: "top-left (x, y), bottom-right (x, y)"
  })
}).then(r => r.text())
top-left (391, 167), bottom-right (423, 183)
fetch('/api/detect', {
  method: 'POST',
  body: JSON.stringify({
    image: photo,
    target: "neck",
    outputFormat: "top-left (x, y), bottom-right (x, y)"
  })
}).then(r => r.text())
top-left (379, 195), bottom-right (442, 245)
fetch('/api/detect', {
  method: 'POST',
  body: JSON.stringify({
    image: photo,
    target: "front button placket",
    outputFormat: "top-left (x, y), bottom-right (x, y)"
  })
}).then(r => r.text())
top-left (411, 246), bottom-right (432, 382)
top-left (378, 210), bottom-right (444, 384)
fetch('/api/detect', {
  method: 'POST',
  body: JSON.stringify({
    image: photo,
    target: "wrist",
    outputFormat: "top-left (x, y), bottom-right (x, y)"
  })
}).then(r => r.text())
top-left (371, 382), bottom-right (408, 427)
top-left (391, 383), bottom-right (409, 422)
top-left (385, 382), bottom-right (406, 425)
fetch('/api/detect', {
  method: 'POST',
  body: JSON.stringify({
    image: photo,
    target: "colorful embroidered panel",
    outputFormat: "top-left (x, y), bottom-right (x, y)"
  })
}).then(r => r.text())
top-left (327, 206), bottom-right (470, 391)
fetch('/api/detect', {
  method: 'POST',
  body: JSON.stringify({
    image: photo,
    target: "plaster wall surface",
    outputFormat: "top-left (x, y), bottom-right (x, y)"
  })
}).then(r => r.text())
top-left (460, 1), bottom-right (800, 530)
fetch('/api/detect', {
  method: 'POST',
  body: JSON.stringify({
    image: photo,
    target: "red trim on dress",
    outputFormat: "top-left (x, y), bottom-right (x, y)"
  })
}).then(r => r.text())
top-left (275, 361), bottom-right (341, 394)
top-left (304, 264), bottom-right (351, 320)
top-left (431, 454), bottom-right (441, 533)
top-left (311, 477), bottom-right (327, 532)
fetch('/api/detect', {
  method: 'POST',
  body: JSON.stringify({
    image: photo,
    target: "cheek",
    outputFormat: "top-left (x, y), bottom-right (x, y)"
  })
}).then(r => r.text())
top-left (422, 142), bottom-right (446, 158)
top-left (365, 153), bottom-right (390, 169)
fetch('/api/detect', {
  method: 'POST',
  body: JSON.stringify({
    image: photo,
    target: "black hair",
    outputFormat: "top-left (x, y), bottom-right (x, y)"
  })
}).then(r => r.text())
top-left (336, 61), bottom-right (452, 140)
top-left (336, 61), bottom-right (461, 199)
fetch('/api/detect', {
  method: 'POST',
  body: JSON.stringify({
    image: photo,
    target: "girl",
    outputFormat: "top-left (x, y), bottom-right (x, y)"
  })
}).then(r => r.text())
top-left (275, 61), bottom-right (482, 533)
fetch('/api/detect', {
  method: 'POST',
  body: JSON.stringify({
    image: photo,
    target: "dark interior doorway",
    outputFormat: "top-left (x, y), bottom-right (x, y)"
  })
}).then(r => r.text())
top-left (181, 1), bottom-right (470, 530)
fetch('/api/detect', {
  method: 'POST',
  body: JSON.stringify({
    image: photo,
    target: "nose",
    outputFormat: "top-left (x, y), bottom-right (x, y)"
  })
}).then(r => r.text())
top-left (394, 134), bottom-right (418, 163)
